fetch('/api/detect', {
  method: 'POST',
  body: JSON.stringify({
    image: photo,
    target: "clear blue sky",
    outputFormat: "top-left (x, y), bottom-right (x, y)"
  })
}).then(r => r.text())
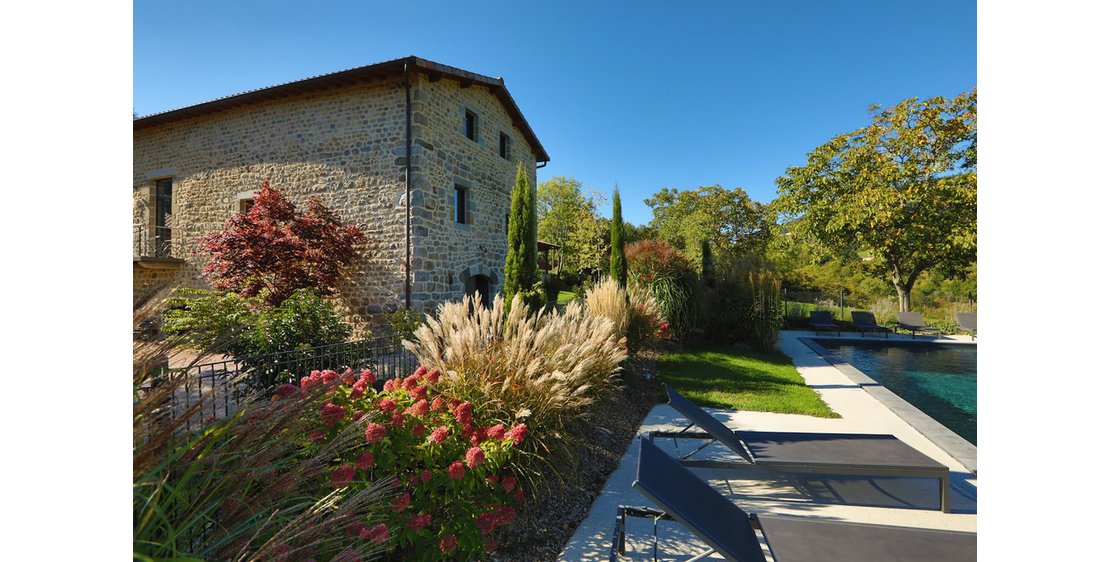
top-left (135, 0), bottom-right (976, 226)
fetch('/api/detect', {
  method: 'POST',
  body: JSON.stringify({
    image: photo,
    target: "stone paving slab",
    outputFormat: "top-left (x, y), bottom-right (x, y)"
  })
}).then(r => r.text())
top-left (558, 331), bottom-right (976, 561)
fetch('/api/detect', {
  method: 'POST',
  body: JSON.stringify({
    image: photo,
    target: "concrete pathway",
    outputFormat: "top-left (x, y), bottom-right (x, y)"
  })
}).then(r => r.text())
top-left (558, 331), bottom-right (976, 561)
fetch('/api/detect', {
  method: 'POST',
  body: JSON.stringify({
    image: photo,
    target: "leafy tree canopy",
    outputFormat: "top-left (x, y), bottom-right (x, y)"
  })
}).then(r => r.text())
top-left (645, 184), bottom-right (770, 268)
top-left (537, 176), bottom-right (608, 279)
top-left (773, 90), bottom-right (977, 311)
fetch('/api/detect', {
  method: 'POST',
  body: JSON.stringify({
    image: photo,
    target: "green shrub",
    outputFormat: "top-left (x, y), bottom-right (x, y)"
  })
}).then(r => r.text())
top-left (388, 308), bottom-right (425, 344)
top-left (625, 239), bottom-right (704, 341)
top-left (162, 288), bottom-right (351, 360)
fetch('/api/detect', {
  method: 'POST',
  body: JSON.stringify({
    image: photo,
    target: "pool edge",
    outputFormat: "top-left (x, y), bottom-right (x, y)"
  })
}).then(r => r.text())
top-left (799, 336), bottom-right (978, 475)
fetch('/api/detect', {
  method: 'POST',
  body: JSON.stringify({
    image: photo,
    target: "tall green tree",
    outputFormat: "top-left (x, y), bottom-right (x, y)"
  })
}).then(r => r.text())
top-left (504, 163), bottom-right (538, 305)
top-left (645, 184), bottom-right (770, 268)
top-left (774, 90), bottom-right (977, 311)
top-left (537, 176), bottom-right (607, 278)
top-left (609, 186), bottom-right (627, 287)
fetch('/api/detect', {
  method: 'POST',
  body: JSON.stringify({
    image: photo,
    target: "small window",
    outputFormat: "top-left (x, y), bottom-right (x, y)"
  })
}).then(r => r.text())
top-left (464, 110), bottom-right (477, 141)
top-left (239, 199), bottom-right (254, 214)
top-left (454, 185), bottom-right (467, 224)
top-left (499, 132), bottom-right (510, 159)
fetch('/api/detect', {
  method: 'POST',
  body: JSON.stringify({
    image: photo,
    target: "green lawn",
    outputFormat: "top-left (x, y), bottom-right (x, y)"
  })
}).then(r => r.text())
top-left (657, 345), bottom-right (839, 418)
top-left (556, 290), bottom-right (577, 305)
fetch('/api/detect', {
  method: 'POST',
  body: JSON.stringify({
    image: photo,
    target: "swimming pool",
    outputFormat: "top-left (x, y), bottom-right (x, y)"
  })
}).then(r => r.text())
top-left (816, 340), bottom-right (977, 445)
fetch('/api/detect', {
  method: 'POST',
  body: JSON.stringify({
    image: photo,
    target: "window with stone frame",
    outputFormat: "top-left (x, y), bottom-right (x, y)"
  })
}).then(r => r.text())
top-left (464, 110), bottom-right (477, 141)
top-left (499, 132), bottom-right (511, 160)
top-left (454, 185), bottom-right (468, 224)
top-left (239, 198), bottom-right (254, 214)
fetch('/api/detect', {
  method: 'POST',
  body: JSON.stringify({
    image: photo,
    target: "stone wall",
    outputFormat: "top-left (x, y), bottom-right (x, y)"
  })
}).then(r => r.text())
top-left (133, 71), bottom-right (542, 327)
top-left (407, 74), bottom-right (538, 313)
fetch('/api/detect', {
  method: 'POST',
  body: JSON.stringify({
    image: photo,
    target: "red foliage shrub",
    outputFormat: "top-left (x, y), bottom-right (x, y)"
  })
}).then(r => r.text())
top-left (197, 182), bottom-right (366, 305)
top-left (624, 239), bottom-right (692, 284)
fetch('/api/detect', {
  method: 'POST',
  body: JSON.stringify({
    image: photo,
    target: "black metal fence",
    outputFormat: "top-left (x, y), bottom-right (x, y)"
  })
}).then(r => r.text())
top-left (148, 337), bottom-right (418, 426)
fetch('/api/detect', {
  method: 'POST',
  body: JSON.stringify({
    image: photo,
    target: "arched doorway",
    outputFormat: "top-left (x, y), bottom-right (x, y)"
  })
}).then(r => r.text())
top-left (458, 264), bottom-right (498, 309)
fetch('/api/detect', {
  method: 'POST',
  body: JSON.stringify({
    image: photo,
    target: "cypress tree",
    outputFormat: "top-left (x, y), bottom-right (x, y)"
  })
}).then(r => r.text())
top-left (609, 185), bottom-right (627, 287)
top-left (504, 163), bottom-right (537, 307)
top-left (700, 239), bottom-right (716, 288)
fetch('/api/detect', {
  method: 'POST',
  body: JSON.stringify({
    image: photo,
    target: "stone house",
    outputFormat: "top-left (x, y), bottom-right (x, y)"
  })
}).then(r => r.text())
top-left (133, 56), bottom-right (549, 328)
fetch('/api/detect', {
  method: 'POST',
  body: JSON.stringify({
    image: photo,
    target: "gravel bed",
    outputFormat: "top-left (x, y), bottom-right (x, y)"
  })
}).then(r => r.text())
top-left (491, 358), bottom-right (661, 562)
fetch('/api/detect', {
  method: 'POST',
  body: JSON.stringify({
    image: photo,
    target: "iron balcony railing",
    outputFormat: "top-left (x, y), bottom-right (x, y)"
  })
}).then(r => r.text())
top-left (134, 224), bottom-right (181, 259)
top-left (139, 337), bottom-right (419, 428)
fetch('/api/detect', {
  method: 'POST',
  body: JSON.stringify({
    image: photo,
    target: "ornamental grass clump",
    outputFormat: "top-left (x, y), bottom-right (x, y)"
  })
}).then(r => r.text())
top-left (133, 342), bottom-right (391, 562)
top-left (403, 293), bottom-right (628, 486)
top-left (585, 278), bottom-right (664, 357)
top-left (297, 365), bottom-right (528, 560)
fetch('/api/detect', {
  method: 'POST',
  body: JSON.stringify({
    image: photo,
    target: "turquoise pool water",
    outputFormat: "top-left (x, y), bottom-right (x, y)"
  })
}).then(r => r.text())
top-left (818, 341), bottom-right (977, 444)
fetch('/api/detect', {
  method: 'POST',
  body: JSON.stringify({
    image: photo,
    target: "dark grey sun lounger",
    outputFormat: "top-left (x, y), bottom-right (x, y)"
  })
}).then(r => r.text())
top-left (807, 310), bottom-right (840, 335)
top-left (957, 312), bottom-right (976, 338)
top-left (851, 311), bottom-right (891, 338)
top-left (611, 437), bottom-right (976, 562)
top-left (896, 311), bottom-right (942, 338)
top-left (652, 385), bottom-right (953, 511)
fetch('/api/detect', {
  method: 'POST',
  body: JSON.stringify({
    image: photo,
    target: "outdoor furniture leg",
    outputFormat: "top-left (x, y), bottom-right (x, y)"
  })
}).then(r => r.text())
top-left (941, 472), bottom-right (951, 513)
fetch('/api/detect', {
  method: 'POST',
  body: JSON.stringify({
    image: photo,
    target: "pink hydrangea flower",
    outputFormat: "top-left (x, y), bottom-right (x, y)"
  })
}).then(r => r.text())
top-left (402, 373), bottom-right (422, 391)
top-left (383, 379), bottom-right (398, 392)
top-left (483, 537), bottom-right (498, 554)
top-left (475, 512), bottom-right (498, 535)
top-left (486, 423), bottom-right (506, 441)
top-left (361, 523), bottom-right (389, 544)
top-left (454, 401), bottom-right (473, 426)
top-left (447, 461), bottom-right (465, 479)
top-left (350, 380), bottom-right (367, 400)
top-left (466, 446), bottom-right (486, 468)
top-left (430, 396), bottom-right (446, 411)
top-left (513, 487), bottom-right (525, 502)
top-left (425, 369), bottom-right (441, 384)
top-left (408, 512), bottom-right (432, 530)
top-left (365, 422), bottom-right (387, 443)
top-left (331, 464), bottom-right (355, 488)
top-left (321, 370), bottom-right (340, 384)
top-left (390, 412), bottom-right (404, 427)
top-left (340, 368), bottom-right (356, 385)
top-left (412, 423), bottom-right (426, 437)
top-left (321, 402), bottom-right (345, 428)
top-left (508, 423), bottom-right (527, 446)
top-left (273, 384), bottom-right (299, 399)
top-left (439, 534), bottom-right (457, 554)
top-left (405, 399), bottom-right (429, 417)
top-left (409, 384), bottom-right (427, 401)
top-left (413, 365), bottom-right (428, 378)
top-left (421, 469), bottom-right (432, 483)
top-left (428, 426), bottom-right (449, 444)
top-left (308, 429), bottom-right (327, 444)
top-left (391, 492), bottom-right (410, 513)
top-left (356, 450), bottom-right (375, 470)
top-left (379, 398), bottom-right (397, 413)
top-left (501, 475), bottom-right (517, 493)
top-left (495, 505), bottom-right (517, 525)
top-left (359, 369), bottom-right (376, 385)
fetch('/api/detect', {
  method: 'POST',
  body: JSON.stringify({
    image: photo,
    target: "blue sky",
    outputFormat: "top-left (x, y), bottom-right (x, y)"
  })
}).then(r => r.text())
top-left (135, 0), bottom-right (976, 226)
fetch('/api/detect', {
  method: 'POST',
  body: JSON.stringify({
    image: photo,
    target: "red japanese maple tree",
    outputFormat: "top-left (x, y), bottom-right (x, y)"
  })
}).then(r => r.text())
top-left (197, 182), bottom-right (366, 305)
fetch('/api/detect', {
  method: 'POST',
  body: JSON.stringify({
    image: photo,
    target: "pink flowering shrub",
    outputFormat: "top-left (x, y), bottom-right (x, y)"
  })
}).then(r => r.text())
top-left (288, 366), bottom-right (527, 560)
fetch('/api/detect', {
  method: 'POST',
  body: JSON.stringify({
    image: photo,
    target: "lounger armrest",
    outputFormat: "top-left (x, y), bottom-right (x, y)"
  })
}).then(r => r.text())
top-left (650, 429), bottom-right (714, 440)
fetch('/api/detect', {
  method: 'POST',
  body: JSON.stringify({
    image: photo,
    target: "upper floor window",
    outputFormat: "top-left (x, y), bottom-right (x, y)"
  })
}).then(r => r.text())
top-left (454, 185), bottom-right (467, 224)
top-left (239, 199), bottom-right (254, 214)
top-left (499, 132), bottom-right (511, 160)
top-left (153, 178), bottom-right (173, 257)
top-left (464, 110), bottom-right (477, 141)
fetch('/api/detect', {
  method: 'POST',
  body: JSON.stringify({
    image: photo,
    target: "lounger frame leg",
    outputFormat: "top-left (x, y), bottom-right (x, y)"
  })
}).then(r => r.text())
top-left (941, 472), bottom-right (951, 513)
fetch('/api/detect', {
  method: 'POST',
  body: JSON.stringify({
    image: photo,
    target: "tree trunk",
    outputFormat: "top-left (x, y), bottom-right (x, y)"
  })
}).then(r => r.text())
top-left (891, 270), bottom-right (919, 312)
